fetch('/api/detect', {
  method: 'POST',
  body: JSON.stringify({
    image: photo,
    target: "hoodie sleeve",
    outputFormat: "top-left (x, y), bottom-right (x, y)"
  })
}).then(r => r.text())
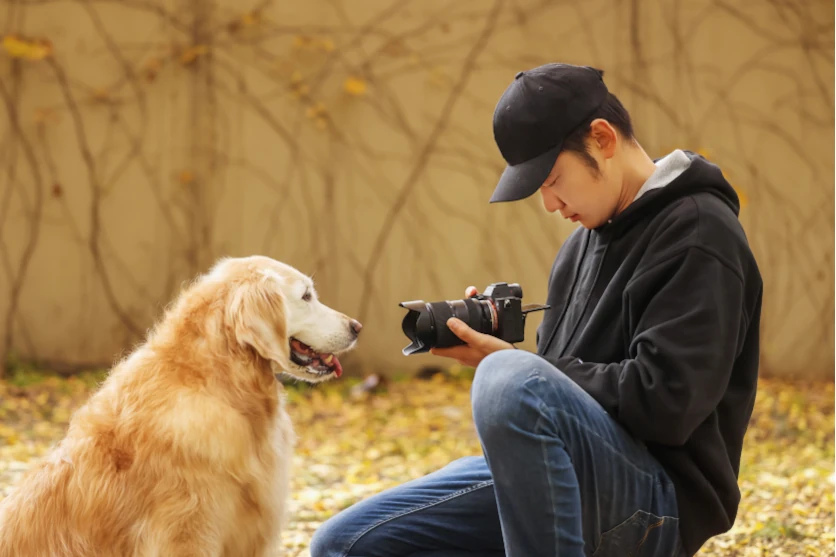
top-left (546, 246), bottom-right (749, 447)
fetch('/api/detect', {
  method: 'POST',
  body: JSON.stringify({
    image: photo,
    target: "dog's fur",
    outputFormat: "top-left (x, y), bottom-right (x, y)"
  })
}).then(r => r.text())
top-left (0, 255), bottom-right (360, 557)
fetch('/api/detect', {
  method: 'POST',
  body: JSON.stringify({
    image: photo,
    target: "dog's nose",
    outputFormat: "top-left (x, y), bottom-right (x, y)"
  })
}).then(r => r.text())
top-left (349, 319), bottom-right (363, 336)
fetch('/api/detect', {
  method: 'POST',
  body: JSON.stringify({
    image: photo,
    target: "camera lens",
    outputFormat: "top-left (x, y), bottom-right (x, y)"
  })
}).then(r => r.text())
top-left (399, 297), bottom-right (497, 355)
top-left (429, 299), bottom-right (494, 347)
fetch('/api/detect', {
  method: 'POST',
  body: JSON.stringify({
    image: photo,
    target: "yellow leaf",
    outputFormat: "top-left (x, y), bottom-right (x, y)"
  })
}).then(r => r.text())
top-left (180, 44), bottom-right (209, 65)
top-left (343, 77), bottom-right (367, 96)
top-left (143, 57), bottom-right (162, 72)
top-left (293, 35), bottom-right (314, 49)
top-left (305, 102), bottom-right (326, 119)
top-left (290, 82), bottom-right (310, 100)
top-left (178, 170), bottom-right (195, 185)
top-left (2, 35), bottom-right (52, 60)
top-left (319, 38), bottom-right (335, 52)
top-left (732, 184), bottom-right (749, 209)
top-left (1, 428), bottom-right (18, 445)
top-left (53, 407), bottom-right (70, 423)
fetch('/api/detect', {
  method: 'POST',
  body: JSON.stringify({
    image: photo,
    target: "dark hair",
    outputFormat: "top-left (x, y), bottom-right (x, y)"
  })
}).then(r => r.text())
top-left (561, 92), bottom-right (636, 174)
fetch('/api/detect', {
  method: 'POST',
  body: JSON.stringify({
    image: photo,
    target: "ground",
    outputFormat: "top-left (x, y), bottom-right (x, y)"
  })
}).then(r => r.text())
top-left (0, 366), bottom-right (832, 556)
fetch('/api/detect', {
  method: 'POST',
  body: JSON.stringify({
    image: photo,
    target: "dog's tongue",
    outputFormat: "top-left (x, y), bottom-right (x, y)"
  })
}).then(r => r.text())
top-left (331, 355), bottom-right (343, 378)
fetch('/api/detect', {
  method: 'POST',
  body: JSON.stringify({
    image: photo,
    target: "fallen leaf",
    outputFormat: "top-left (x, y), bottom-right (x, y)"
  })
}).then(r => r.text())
top-left (343, 77), bottom-right (367, 96)
top-left (733, 184), bottom-right (749, 208)
top-left (178, 170), bottom-right (194, 185)
top-left (180, 44), bottom-right (209, 65)
top-left (0, 371), bottom-right (830, 557)
top-left (2, 35), bottom-right (52, 60)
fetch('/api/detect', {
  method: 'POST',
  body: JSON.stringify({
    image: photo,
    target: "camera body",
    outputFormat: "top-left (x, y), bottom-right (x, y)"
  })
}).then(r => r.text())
top-left (398, 282), bottom-right (549, 355)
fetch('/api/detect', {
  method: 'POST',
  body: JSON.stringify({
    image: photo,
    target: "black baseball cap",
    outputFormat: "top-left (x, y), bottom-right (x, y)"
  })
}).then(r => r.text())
top-left (490, 63), bottom-right (609, 203)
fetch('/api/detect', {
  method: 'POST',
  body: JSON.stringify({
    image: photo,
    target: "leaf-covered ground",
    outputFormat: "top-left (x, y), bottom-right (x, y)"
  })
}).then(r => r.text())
top-left (0, 368), bottom-right (832, 556)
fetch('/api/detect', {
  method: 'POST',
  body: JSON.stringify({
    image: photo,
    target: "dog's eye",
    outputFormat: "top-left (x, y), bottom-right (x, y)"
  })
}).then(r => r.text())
top-left (302, 290), bottom-right (312, 302)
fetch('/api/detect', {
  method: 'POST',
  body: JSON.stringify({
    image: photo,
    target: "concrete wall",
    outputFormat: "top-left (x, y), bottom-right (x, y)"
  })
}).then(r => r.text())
top-left (1, 0), bottom-right (833, 377)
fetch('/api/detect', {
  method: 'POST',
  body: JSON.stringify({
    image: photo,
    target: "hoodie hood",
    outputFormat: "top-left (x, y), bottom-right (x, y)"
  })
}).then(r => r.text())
top-left (596, 151), bottom-right (741, 237)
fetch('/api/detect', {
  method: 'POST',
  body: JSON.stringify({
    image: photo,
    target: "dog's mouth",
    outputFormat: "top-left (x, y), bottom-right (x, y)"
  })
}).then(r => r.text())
top-left (289, 338), bottom-right (343, 378)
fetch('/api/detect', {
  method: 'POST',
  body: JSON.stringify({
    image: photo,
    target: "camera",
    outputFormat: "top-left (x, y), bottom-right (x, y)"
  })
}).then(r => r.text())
top-left (398, 282), bottom-right (550, 355)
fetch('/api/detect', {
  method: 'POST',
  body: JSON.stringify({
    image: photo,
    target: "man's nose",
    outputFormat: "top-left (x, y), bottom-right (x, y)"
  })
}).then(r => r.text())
top-left (540, 191), bottom-right (564, 213)
top-left (540, 188), bottom-right (566, 213)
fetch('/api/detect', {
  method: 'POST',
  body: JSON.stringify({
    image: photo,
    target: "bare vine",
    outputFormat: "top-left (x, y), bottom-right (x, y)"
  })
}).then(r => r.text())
top-left (0, 0), bottom-right (832, 378)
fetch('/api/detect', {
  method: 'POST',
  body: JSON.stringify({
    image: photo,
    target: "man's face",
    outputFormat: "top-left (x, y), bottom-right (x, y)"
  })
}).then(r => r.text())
top-left (537, 120), bottom-right (622, 229)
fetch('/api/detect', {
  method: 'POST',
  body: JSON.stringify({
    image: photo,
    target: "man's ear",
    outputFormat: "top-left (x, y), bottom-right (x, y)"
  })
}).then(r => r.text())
top-left (227, 275), bottom-right (290, 370)
top-left (588, 118), bottom-right (618, 159)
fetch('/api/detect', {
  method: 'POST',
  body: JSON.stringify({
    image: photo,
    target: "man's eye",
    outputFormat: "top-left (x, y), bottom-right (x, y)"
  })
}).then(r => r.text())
top-left (302, 291), bottom-right (312, 302)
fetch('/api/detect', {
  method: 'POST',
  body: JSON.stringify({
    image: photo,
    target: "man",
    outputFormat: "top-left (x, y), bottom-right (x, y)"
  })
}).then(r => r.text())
top-left (310, 63), bottom-right (762, 557)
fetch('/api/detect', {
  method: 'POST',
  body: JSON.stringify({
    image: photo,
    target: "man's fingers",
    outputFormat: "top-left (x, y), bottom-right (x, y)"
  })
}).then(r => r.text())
top-left (447, 318), bottom-right (488, 348)
top-left (465, 286), bottom-right (478, 298)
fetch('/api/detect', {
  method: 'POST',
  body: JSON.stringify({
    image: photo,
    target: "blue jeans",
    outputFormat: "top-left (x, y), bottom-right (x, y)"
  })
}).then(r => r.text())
top-left (310, 350), bottom-right (684, 557)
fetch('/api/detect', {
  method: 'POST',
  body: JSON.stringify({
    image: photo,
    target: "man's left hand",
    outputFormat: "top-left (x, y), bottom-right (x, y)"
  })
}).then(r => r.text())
top-left (429, 317), bottom-right (515, 367)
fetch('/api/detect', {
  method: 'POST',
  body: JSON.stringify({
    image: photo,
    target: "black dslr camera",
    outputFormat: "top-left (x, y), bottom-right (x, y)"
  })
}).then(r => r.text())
top-left (398, 282), bottom-right (550, 355)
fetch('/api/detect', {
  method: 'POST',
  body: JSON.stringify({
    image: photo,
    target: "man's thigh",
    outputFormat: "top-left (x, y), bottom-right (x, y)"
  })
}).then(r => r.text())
top-left (473, 350), bottom-right (682, 555)
top-left (309, 456), bottom-right (504, 557)
top-left (556, 378), bottom-right (681, 554)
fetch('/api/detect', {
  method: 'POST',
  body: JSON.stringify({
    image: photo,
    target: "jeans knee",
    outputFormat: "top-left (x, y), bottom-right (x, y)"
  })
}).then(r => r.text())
top-left (308, 519), bottom-right (343, 557)
top-left (472, 350), bottom-right (545, 442)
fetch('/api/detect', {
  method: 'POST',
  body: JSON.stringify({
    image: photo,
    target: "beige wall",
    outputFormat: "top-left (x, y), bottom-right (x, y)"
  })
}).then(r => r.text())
top-left (1, 0), bottom-right (833, 378)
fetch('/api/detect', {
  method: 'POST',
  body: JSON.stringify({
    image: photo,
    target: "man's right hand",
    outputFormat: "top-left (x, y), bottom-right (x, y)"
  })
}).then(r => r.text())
top-left (428, 285), bottom-right (517, 367)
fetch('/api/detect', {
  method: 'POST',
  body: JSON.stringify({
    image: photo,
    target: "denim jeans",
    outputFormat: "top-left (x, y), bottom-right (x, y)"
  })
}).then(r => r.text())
top-left (310, 350), bottom-right (684, 557)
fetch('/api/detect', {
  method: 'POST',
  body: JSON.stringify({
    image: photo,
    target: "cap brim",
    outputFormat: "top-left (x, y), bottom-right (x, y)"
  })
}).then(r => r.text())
top-left (489, 143), bottom-right (562, 203)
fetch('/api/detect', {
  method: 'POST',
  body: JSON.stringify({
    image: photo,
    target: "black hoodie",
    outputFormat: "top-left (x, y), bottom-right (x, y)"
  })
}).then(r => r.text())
top-left (536, 151), bottom-right (762, 555)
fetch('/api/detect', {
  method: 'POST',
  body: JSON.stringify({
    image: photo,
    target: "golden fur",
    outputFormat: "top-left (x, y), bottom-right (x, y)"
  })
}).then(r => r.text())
top-left (0, 255), bottom-right (360, 556)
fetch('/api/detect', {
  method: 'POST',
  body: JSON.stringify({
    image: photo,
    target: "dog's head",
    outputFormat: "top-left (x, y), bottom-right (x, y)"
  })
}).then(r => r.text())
top-left (205, 255), bottom-right (361, 383)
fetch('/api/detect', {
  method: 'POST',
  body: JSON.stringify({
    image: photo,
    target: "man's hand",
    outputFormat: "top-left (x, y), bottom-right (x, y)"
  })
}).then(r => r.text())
top-left (429, 286), bottom-right (515, 367)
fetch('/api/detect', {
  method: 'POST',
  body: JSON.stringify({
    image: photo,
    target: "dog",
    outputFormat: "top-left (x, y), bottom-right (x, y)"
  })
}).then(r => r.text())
top-left (0, 255), bottom-right (361, 556)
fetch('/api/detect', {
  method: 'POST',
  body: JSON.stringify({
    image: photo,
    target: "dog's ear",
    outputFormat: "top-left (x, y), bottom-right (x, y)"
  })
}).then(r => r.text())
top-left (227, 273), bottom-right (290, 369)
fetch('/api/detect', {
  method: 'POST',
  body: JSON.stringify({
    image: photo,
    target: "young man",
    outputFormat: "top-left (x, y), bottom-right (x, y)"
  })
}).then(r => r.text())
top-left (310, 63), bottom-right (762, 557)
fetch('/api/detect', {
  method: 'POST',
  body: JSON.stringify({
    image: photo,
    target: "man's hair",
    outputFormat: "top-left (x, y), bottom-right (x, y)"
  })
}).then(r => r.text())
top-left (561, 92), bottom-right (636, 174)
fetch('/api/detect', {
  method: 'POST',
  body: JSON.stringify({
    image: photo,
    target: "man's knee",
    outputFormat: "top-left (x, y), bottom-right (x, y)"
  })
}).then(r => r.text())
top-left (471, 350), bottom-right (550, 441)
top-left (473, 348), bottom-right (546, 399)
top-left (309, 516), bottom-right (347, 557)
top-left (308, 527), bottom-right (330, 557)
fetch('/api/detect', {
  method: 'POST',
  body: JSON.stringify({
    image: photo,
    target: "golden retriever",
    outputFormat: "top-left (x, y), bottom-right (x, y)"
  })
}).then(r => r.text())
top-left (0, 255), bottom-right (361, 557)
